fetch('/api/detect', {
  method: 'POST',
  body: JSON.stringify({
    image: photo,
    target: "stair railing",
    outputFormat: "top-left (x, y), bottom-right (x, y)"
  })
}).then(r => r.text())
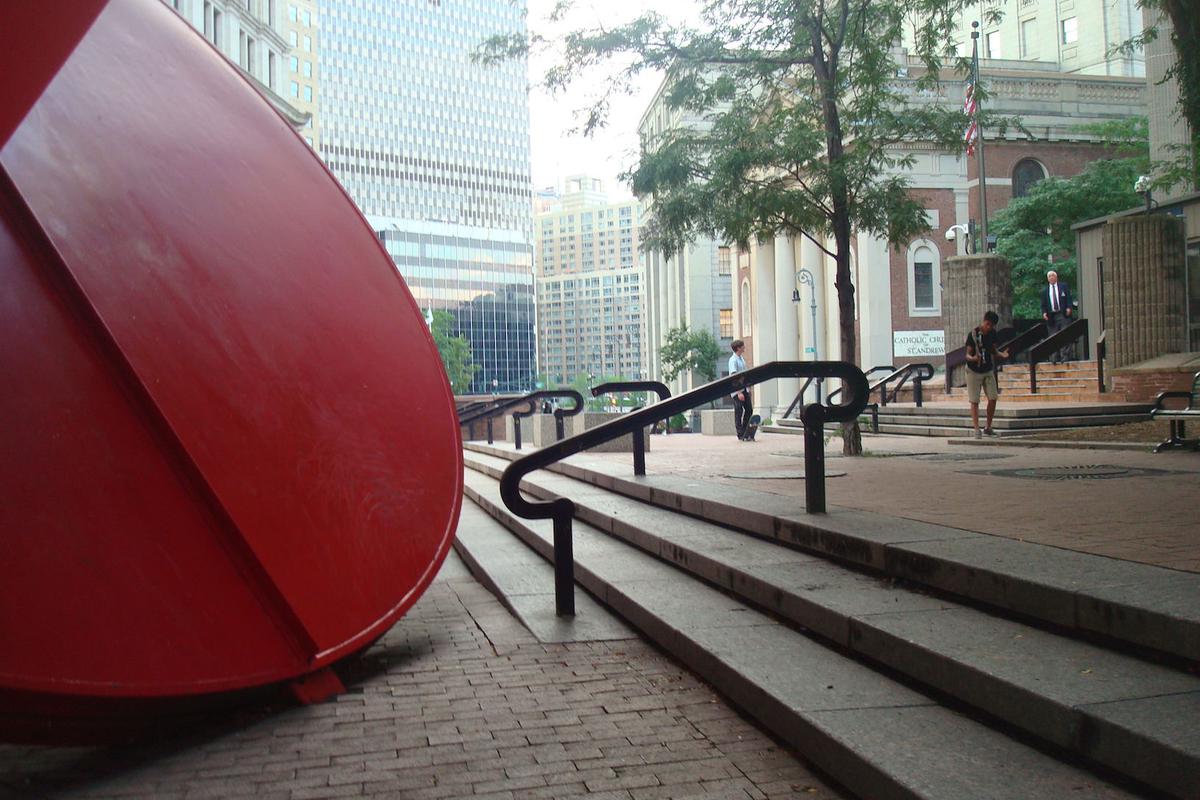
top-left (498, 361), bottom-right (870, 616)
top-left (459, 389), bottom-right (584, 445)
top-left (1096, 330), bottom-right (1107, 393)
top-left (1028, 318), bottom-right (1088, 393)
top-left (589, 380), bottom-right (672, 476)
top-left (945, 323), bottom-right (1047, 393)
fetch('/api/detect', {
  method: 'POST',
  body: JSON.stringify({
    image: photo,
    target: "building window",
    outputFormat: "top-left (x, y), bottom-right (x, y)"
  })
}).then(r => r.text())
top-left (303, 84), bottom-right (313, 102)
top-left (268, 51), bottom-right (276, 88)
top-left (289, 81), bottom-right (299, 98)
top-left (907, 241), bottom-right (941, 316)
top-left (1012, 158), bottom-right (1047, 198)
top-left (303, 9), bottom-right (312, 26)
top-left (288, 4), bottom-right (297, 22)
top-left (303, 60), bottom-right (312, 78)
top-left (740, 279), bottom-right (752, 336)
top-left (985, 31), bottom-right (1001, 59)
top-left (1020, 18), bottom-right (1037, 58)
top-left (717, 246), bottom-right (732, 275)
top-left (303, 35), bottom-right (312, 52)
top-left (1061, 17), bottom-right (1078, 45)
top-left (289, 30), bottom-right (297, 47)
top-left (719, 309), bottom-right (733, 339)
top-left (290, 55), bottom-right (299, 72)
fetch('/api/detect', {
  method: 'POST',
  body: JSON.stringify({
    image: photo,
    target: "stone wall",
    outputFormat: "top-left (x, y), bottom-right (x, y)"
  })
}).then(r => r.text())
top-left (1101, 214), bottom-right (1187, 368)
top-left (943, 255), bottom-right (1012, 384)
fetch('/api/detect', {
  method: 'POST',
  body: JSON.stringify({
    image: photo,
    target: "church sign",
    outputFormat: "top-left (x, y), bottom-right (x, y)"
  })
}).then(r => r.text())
top-left (893, 330), bottom-right (944, 358)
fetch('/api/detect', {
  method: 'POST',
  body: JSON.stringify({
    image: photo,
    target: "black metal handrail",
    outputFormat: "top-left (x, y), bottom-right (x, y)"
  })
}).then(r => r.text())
top-left (1096, 330), bottom-right (1107, 393)
top-left (945, 324), bottom-right (1046, 393)
top-left (459, 390), bottom-right (583, 445)
top-left (510, 390), bottom-right (585, 449)
top-left (498, 361), bottom-right (870, 616)
top-left (825, 365), bottom-right (893, 404)
top-left (590, 381), bottom-right (672, 476)
top-left (1029, 318), bottom-right (1088, 393)
top-left (782, 376), bottom-right (824, 418)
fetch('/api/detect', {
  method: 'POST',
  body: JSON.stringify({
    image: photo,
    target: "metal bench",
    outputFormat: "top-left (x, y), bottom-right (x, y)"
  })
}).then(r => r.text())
top-left (1150, 371), bottom-right (1200, 452)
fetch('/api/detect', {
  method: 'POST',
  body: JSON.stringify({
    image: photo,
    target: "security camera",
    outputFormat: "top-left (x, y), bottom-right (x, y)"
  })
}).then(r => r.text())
top-left (1135, 175), bottom-right (1152, 193)
top-left (945, 228), bottom-right (957, 241)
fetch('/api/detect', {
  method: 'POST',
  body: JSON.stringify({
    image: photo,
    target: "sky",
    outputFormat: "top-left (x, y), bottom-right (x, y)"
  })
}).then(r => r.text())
top-left (525, 0), bottom-right (700, 202)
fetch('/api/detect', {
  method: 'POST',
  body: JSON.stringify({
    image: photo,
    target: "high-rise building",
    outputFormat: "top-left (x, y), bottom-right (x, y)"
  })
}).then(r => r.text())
top-left (637, 79), bottom-right (734, 395)
top-left (281, 0), bottom-right (320, 149)
top-left (931, 0), bottom-right (1144, 76)
top-left (320, 0), bottom-right (535, 395)
top-left (162, 0), bottom-right (309, 128)
top-left (535, 177), bottom-right (646, 386)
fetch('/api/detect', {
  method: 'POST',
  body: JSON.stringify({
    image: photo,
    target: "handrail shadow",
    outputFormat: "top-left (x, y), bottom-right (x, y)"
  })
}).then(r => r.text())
top-left (497, 361), bottom-right (869, 616)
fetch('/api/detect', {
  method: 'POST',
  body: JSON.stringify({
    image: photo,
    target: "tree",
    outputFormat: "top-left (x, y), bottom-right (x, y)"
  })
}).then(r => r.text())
top-left (991, 121), bottom-right (1149, 317)
top-left (479, 0), bottom-right (975, 454)
top-left (659, 324), bottom-right (722, 384)
top-left (429, 310), bottom-right (479, 394)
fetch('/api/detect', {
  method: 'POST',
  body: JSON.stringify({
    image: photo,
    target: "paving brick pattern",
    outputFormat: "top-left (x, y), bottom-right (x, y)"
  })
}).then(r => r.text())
top-left (0, 555), bottom-right (843, 800)
top-left (588, 432), bottom-right (1200, 573)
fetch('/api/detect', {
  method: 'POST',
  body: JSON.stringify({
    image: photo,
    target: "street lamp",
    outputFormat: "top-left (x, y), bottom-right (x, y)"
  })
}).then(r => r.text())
top-left (792, 268), bottom-right (821, 403)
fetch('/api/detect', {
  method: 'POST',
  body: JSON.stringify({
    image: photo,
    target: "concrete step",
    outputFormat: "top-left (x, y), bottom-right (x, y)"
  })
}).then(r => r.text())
top-left (462, 452), bottom-right (1200, 798)
top-left (464, 441), bottom-right (1200, 666)
top-left (458, 466), bottom-right (1154, 800)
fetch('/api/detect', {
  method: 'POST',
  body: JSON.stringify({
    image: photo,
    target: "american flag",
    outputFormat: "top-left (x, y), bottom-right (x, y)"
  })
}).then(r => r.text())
top-left (963, 77), bottom-right (979, 156)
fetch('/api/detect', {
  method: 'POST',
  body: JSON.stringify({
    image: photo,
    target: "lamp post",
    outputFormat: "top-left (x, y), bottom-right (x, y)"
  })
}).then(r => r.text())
top-left (792, 268), bottom-right (821, 403)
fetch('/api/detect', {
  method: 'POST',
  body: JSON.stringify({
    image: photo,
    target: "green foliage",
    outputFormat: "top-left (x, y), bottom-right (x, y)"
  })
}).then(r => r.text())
top-left (659, 324), bottom-right (722, 383)
top-left (477, 0), bottom-right (982, 456)
top-left (668, 413), bottom-right (688, 432)
top-left (991, 151), bottom-right (1148, 318)
top-left (429, 310), bottom-right (479, 395)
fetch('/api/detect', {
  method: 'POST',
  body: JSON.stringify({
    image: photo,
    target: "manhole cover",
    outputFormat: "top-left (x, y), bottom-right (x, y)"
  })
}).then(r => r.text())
top-left (973, 464), bottom-right (1177, 481)
top-left (723, 471), bottom-right (848, 480)
top-left (912, 453), bottom-right (1014, 462)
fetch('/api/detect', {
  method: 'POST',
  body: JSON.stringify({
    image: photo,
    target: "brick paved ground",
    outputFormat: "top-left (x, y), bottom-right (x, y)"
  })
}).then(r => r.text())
top-left (0, 554), bottom-right (843, 800)
top-left (582, 430), bottom-right (1200, 572)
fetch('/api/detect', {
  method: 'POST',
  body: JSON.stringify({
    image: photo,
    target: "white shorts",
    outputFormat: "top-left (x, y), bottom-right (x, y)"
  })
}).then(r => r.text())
top-left (966, 370), bottom-right (998, 403)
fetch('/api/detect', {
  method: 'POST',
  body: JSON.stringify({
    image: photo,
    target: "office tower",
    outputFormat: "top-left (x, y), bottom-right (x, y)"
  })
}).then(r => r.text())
top-left (320, 1), bottom-right (536, 394)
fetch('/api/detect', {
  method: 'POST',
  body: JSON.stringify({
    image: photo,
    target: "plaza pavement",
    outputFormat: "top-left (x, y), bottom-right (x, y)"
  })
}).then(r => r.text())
top-left (603, 428), bottom-right (1200, 573)
top-left (0, 552), bottom-right (844, 800)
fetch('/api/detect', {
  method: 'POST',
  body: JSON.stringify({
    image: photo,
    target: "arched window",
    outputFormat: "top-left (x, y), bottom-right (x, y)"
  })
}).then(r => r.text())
top-left (907, 240), bottom-right (941, 316)
top-left (740, 278), bottom-right (752, 336)
top-left (1012, 159), bottom-right (1047, 198)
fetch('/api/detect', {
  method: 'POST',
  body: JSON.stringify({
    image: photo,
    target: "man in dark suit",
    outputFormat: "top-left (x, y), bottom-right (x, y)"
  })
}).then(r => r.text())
top-left (1040, 270), bottom-right (1074, 362)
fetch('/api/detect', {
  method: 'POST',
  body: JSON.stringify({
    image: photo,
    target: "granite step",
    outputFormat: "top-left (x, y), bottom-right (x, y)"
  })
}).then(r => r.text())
top-left (458, 467), bottom-right (1154, 800)
top-left (464, 441), bottom-right (1200, 666)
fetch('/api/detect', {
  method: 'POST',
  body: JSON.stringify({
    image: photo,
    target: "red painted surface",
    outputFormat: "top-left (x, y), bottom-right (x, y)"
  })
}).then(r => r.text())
top-left (0, 0), bottom-right (461, 737)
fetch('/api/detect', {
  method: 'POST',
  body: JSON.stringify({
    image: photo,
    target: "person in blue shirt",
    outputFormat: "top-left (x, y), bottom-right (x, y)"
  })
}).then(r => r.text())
top-left (728, 339), bottom-right (753, 441)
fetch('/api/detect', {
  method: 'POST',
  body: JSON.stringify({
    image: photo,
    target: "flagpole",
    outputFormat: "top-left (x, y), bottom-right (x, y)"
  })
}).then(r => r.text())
top-left (972, 21), bottom-right (989, 251)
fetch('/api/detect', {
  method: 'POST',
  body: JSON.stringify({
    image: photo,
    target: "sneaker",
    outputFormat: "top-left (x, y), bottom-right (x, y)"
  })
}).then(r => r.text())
top-left (974, 429), bottom-right (982, 439)
top-left (983, 428), bottom-right (998, 437)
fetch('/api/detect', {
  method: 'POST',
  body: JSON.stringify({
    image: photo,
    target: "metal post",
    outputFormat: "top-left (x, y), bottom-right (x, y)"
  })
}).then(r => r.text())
top-left (914, 377), bottom-right (923, 407)
top-left (870, 404), bottom-right (879, 434)
top-left (555, 413), bottom-right (565, 441)
top-left (487, 416), bottom-right (494, 445)
top-left (513, 414), bottom-right (522, 450)
top-left (971, 22), bottom-right (989, 248)
top-left (632, 426), bottom-right (646, 476)
top-left (553, 514), bottom-right (575, 616)
top-left (803, 417), bottom-right (826, 513)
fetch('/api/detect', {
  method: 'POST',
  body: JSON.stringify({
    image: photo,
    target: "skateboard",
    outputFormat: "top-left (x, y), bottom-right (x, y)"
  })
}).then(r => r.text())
top-left (743, 414), bottom-right (761, 441)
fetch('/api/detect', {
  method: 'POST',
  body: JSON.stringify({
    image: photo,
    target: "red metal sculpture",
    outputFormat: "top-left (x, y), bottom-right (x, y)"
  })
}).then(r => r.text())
top-left (0, 0), bottom-right (462, 741)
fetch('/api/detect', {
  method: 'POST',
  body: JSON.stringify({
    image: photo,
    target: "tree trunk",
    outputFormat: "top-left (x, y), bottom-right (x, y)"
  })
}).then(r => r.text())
top-left (813, 7), bottom-right (863, 455)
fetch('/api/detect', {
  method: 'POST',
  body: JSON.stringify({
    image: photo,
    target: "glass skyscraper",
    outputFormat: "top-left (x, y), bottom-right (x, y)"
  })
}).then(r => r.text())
top-left (319, 0), bottom-right (535, 394)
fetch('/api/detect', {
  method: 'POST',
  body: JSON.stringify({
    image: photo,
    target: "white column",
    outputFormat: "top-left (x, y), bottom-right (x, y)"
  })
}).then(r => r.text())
top-left (750, 239), bottom-right (778, 413)
top-left (773, 235), bottom-right (800, 409)
top-left (856, 231), bottom-right (894, 370)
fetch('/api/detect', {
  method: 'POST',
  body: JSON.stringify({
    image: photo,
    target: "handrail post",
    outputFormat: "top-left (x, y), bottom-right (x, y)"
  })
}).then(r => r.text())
top-left (1097, 333), bottom-right (1107, 393)
top-left (487, 416), bottom-right (494, 445)
top-left (513, 413), bottom-right (523, 450)
top-left (632, 426), bottom-right (646, 476)
top-left (553, 514), bottom-right (575, 616)
top-left (801, 403), bottom-right (827, 513)
top-left (555, 413), bottom-right (565, 441)
top-left (1030, 362), bottom-right (1038, 394)
top-left (914, 376), bottom-right (924, 407)
top-left (871, 403), bottom-right (879, 433)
